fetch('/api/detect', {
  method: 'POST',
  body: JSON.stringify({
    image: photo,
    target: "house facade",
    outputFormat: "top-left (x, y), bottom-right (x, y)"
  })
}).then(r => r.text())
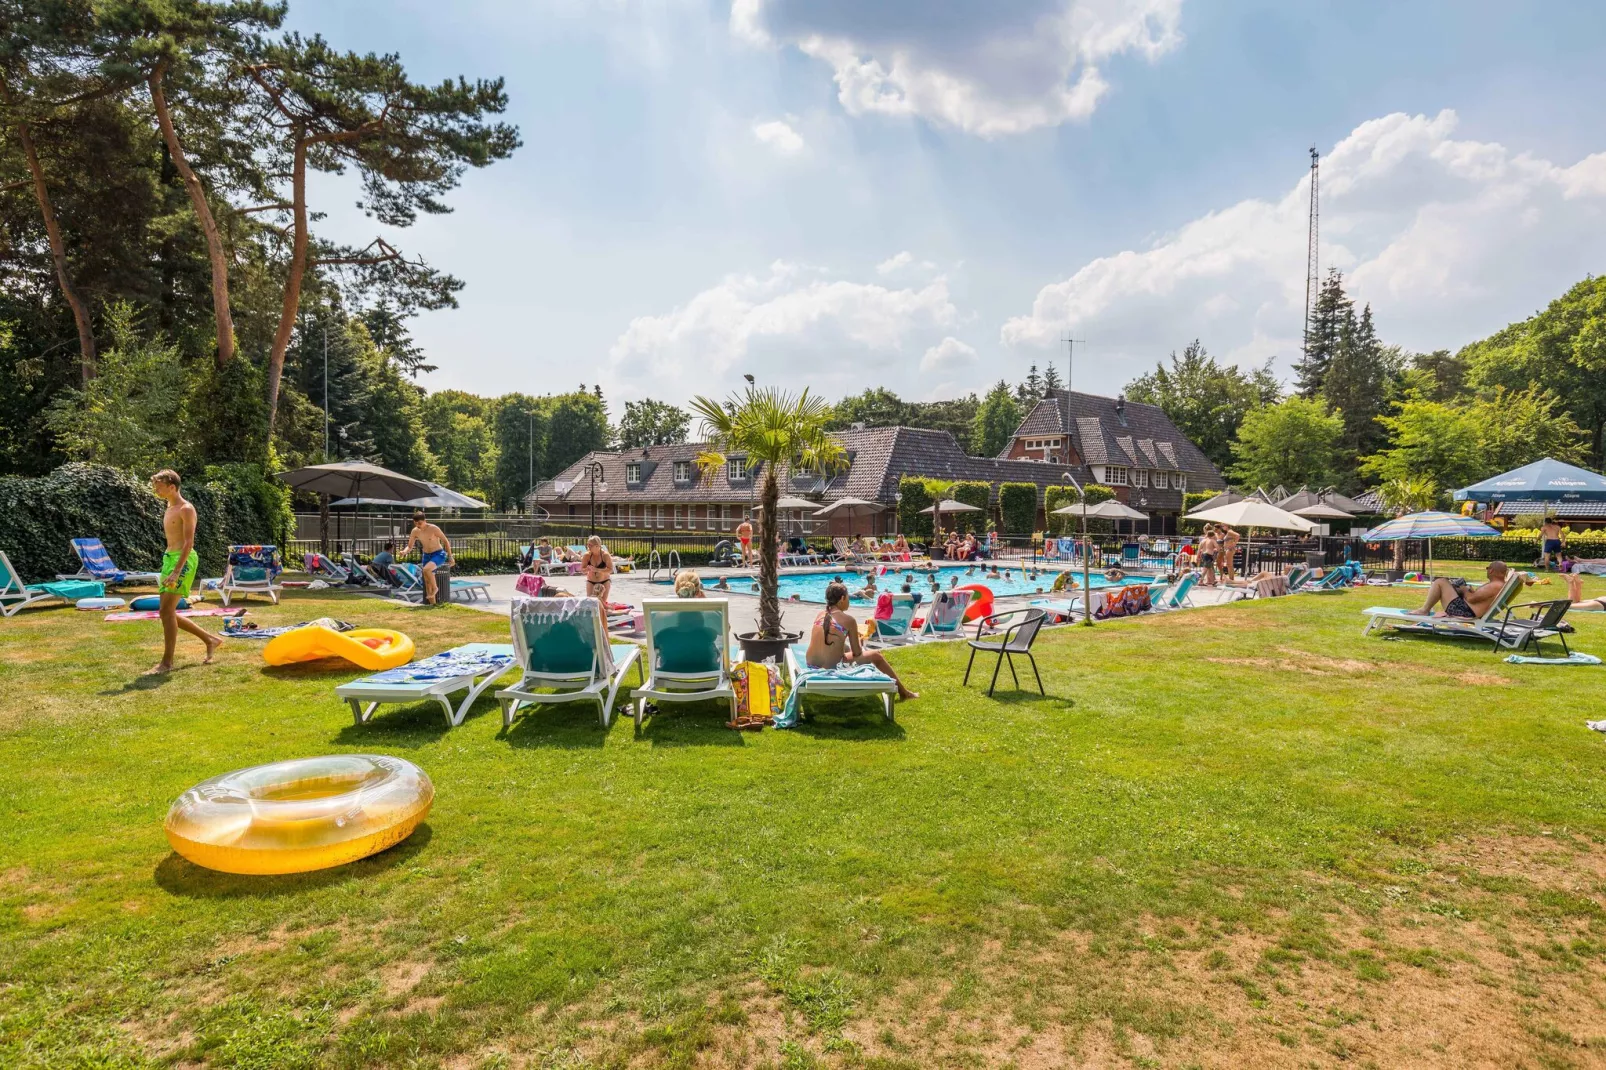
top-left (529, 391), bottom-right (1225, 536)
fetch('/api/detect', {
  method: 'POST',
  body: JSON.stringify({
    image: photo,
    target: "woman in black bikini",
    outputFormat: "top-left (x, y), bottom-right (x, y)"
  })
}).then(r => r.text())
top-left (581, 535), bottom-right (613, 607)
top-left (805, 581), bottom-right (917, 701)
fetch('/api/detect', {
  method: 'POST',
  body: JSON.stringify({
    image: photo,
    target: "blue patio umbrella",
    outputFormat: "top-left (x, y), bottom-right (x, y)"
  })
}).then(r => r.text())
top-left (1455, 458), bottom-right (1606, 503)
top-left (1361, 511), bottom-right (1500, 575)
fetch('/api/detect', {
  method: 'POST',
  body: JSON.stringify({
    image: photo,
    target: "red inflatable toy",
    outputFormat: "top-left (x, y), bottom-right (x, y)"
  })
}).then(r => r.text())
top-left (954, 584), bottom-right (994, 623)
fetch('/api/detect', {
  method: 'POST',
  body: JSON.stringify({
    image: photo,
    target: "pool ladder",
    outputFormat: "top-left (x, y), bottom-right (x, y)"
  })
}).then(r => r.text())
top-left (647, 548), bottom-right (681, 583)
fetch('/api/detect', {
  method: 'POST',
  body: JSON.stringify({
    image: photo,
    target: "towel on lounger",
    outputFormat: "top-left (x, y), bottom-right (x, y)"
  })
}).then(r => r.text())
top-left (776, 663), bottom-right (894, 728)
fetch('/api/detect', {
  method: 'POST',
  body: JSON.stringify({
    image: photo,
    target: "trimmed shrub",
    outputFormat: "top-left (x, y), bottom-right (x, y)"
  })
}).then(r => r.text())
top-left (897, 476), bottom-right (944, 540)
top-left (1179, 490), bottom-right (1216, 535)
top-left (1042, 483), bottom-right (1115, 534)
top-left (0, 463), bottom-right (289, 582)
top-left (999, 482), bottom-right (1038, 535)
top-left (948, 480), bottom-right (991, 534)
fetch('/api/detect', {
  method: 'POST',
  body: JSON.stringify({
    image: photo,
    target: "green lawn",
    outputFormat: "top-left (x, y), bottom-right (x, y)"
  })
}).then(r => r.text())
top-left (4, 574), bottom-right (1606, 1068)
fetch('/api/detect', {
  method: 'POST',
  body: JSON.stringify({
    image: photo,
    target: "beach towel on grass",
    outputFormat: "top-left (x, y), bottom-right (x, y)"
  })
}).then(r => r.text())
top-left (104, 606), bottom-right (245, 622)
top-left (222, 617), bottom-right (353, 640)
top-left (41, 580), bottom-right (104, 600)
top-left (775, 663), bottom-right (895, 729)
top-left (1507, 652), bottom-right (1601, 666)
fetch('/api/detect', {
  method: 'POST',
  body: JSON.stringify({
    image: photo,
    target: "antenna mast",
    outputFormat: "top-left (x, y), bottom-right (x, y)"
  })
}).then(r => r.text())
top-left (1303, 146), bottom-right (1320, 358)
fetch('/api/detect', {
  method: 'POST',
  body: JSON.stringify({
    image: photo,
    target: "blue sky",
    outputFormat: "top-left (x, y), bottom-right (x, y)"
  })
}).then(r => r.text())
top-left (291, 0), bottom-right (1606, 408)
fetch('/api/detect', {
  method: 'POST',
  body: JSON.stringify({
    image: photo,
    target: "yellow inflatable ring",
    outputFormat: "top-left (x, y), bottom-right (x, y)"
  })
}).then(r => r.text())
top-left (262, 626), bottom-right (415, 670)
top-left (164, 755), bottom-right (433, 875)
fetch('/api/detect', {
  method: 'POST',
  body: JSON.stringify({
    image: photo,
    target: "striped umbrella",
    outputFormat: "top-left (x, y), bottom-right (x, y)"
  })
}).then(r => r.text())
top-left (1361, 511), bottom-right (1500, 575)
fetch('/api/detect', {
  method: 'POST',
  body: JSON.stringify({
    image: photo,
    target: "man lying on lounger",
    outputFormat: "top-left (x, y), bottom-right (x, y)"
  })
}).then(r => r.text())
top-left (1407, 561), bottom-right (1524, 618)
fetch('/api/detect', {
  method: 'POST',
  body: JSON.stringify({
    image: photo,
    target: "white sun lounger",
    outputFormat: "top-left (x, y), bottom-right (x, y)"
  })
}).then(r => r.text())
top-left (2, 550), bottom-right (77, 617)
top-left (632, 598), bottom-right (735, 726)
top-left (496, 597), bottom-right (642, 728)
top-left (336, 642), bottom-right (518, 727)
top-left (1361, 571), bottom-right (1524, 645)
top-left (57, 537), bottom-right (160, 586)
top-left (783, 644), bottom-right (898, 721)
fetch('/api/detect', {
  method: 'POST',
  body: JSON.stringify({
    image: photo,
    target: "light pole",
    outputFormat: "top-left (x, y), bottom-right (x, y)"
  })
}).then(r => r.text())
top-left (527, 410), bottom-right (534, 511)
top-left (584, 460), bottom-right (607, 534)
top-left (1064, 470), bottom-right (1094, 627)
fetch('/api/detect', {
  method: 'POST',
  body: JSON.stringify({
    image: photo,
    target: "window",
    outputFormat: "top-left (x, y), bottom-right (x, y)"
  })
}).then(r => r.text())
top-left (1132, 469), bottom-right (1148, 488)
top-left (673, 460), bottom-right (693, 482)
top-left (625, 462), bottom-right (642, 483)
top-left (1175, 473), bottom-right (1186, 492)
top-left (727, 457), bottom-right (748, 481)
top-left (1106, 466), bottom-right (1128, 486)
top-left (673, 505), bottom-right (684, 529)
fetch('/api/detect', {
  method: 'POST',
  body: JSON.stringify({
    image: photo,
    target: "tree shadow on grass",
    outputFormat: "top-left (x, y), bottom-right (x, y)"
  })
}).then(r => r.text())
top-left (633, 700), bottom-right (747, 747)
top-left (154, 824), bottom-right (433, 899)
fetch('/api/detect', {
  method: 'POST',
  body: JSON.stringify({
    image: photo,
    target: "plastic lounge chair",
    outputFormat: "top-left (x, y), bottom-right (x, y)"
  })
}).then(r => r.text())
top-left (1361, 571), bottom-right (1525, 645)
top-left (303, 551), bottom-right (351, 583)
top-left (871, 593), bottom-right (917, 646)
top-left (632, 598), bottom-right (735, 726)
top-left (963, 608), bottom-right (1047, 697)
top-left (337, 642), bottom-right (518, 727)
top-left (219, 545), bottom-right (282, 606)
top-left (57, 538), bottom-right (160, 586)
top-left (832, 538), bottom-right (869, 565)
top-left (2, 550), bottom-right (94, 617)
top-left (917, 589), bottom-right (974, 639)
top-left (783, 644), bottom-right (897, 721)
top-left (496, 597), bottom-right (643, 728)
top-left (1283, 566), bottom-right (1310, 590)
top-left (1491, 598), bottom-right (1573, 658)
top-left (1153, 572), bottom-right (1199, 610)
top-left (1300, 569), bottom-right (1351, 593)
top-left (391, 563), bottom-right (489, 604)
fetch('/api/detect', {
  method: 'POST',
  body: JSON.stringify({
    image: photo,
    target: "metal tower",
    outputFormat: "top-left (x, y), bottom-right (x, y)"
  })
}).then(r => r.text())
top-left (1302, 147), bottom-right (1320, 357)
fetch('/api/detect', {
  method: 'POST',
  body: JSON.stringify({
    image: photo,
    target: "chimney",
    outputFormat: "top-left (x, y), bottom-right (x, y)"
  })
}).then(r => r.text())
top-left (1115, 394), bottom-right (1127, 426)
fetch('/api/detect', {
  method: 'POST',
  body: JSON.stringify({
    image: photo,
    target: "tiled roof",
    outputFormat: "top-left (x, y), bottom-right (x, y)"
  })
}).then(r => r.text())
top-left (1010, 390), bottom-right (1225, 493)
top-left (1494, 499), bottom-right (1606, 519)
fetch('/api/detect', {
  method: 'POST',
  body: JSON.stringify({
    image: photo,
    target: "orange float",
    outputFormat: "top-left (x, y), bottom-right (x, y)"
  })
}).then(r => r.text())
top-left (954, 583), bottom-right (994, 623)
top-left (262, 626), bottom-right (414, 670)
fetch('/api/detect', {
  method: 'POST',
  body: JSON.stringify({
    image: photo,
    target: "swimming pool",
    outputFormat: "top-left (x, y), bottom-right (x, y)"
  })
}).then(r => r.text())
top-left (694, 565), bottom-right (1129, 605)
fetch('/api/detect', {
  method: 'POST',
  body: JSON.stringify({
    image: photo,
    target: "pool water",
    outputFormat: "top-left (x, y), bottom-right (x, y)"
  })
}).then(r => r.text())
top-left (697, 565), bottom-right (1127, 605)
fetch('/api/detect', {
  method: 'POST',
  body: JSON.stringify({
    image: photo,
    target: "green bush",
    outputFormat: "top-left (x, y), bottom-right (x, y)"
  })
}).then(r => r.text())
top-left (0, 463), bottom-right (289, 583)
top-left (999, 482), bottom-right (1038, 535)
top-left (948, 480), bottom-right (991, 534)
top-left (1179, 491), bottom-right (1216, 535)
top-left (1042, 483), bottom-right (1115, 534)
top-left (897, 476), bottom-right (944, 540)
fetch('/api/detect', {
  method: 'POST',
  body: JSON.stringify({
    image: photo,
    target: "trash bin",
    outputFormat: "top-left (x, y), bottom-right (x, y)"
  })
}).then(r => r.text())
top-left (429, 565), bottom-right (452, 604)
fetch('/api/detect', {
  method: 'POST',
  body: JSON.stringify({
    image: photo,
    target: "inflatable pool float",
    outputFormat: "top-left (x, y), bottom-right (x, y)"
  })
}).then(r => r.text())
top-left (954, 584), bottom-right (994, 623)
top-left (262, 626), bottom-right (414, 670)
top-left (130, 595), bottom-right (190, 611)
top-left (76, 597), bottom-right (126, 611)
top-left (164, 755), bottom-right (433, 875)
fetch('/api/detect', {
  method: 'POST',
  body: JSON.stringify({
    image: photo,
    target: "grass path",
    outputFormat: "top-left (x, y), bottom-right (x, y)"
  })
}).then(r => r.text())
top-left (3, 574), bottom-right (1606, 1068)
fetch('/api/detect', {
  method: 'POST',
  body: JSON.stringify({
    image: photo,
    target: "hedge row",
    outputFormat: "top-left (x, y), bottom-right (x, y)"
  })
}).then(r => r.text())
top-left (948, 480), bottom-right (992, 534)
top-left (0, 463), bottom-right (291, 583)
top-left (999, 482), bottom-right (1038, 535)
top-left (1043, 483), bottom-right (1116, 534)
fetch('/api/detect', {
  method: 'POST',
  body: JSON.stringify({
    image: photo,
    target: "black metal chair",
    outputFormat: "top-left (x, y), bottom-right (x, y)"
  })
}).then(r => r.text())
top-left (962, 608), bottom-right (1047, 697)
top-left (1494, 599), bottom-right (1572, 657)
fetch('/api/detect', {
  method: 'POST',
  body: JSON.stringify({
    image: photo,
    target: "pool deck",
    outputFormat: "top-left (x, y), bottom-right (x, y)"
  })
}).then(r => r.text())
top-left (446, 564), bottom-right (1245, 637)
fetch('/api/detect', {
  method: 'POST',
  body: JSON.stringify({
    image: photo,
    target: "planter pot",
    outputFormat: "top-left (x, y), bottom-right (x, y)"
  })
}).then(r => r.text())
top-left (736, 630), bottom-right (802, 664)
top-left (1385, 568), bottom-right (1405, 582)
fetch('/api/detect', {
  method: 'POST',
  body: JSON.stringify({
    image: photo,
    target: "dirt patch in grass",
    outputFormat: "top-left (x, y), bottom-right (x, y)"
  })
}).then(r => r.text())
top-left (1204, 645), bottom-right (1516, 687)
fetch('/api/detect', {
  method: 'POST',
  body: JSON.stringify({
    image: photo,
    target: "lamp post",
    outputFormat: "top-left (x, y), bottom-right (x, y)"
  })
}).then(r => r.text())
top-left (584, 460), bottom-right (607, 535)
top-left (1064, 470), bottom-right (1093, 627)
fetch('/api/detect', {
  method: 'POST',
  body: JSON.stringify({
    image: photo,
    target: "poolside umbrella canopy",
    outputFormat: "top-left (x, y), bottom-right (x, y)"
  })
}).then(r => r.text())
top-left (330, 481), bottom-right (490, 510)
top-left (275, 460), bottom-right (435, 503)
top-left (1361, 511), bottom-right (1500, 575)
top-left (1051, 500), bottom-right (1149, 521)
top-left (812, 497), bottom-right (884, 519)
top-left (1454, 457), bottom-right (1606, 503)
top-left (1190, 489), bottom-right (1245, 512)
top-left (918, 499), bottom-right (982, 515)
top-left (1292, 502), bottom-right (1354, 521)
top-left (1186, 500), bottom-right (1315, 533)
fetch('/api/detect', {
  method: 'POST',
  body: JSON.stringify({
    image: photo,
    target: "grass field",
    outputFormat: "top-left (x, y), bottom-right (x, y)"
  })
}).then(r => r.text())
top-left (4, 570), bottom-right (1606, 1069)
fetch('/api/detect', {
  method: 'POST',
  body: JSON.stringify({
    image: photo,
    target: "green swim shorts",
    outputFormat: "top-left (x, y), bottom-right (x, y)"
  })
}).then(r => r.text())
top-left (159, 549), bottom-right (198, 598)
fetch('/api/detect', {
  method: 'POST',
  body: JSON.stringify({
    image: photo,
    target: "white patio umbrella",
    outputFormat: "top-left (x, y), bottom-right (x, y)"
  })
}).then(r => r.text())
top-left (1052, 500), bottom-right (1149, 521)
top-left (919, 498), bottom-right (983, 539)
top-left (1186, 499), bottom-right (1314, 574)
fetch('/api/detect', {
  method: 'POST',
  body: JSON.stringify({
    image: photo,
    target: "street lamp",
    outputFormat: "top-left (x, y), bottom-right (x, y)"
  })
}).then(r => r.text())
top-left (584, 460), bottom-right (608, 534)
top-left (1063, 470), bottom-right (1094, 628)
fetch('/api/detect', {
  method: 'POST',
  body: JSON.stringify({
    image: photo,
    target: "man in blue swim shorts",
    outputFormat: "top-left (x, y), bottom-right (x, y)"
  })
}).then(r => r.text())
top-left (402, 510), bottom-right (455, 605)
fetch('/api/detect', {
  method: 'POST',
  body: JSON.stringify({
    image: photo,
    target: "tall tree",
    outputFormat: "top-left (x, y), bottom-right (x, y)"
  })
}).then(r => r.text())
top-left (421, 390), bottom-right (496, 496)
top-left (616, 398), bottom-right (690, 448)
top-left (1409, 349), bottom-right (1467, 403)
top-left (360, 302), bottom-right (433, 375)
top-left (544, 391), bottom-right (610, 475)
top-left (1320, 303), bottom-right (1398, 463)
top-left (911, 395), bottom-right (981, 447)
top-left (1359, 399), bottom-right (1482, 491)
top-left (240, 32), bottom-right (519, 435)
top-left (1228, 397), bottom-right (1344, 488)
top-left (971, 380), bottom-right (1021, 457)
top-left (1017, 363), bottom-right (1043, 403)
top-left (1124, 340), bottom-right (1281, 472)
top-left (1042, 361), bottom-right (1064, 394)
top-left (828, 387), bottom-right (913, 429)
top-left (1294, 268), bottom-right (1352, 398)
top-left (492, 394), bottom-right (543, 509)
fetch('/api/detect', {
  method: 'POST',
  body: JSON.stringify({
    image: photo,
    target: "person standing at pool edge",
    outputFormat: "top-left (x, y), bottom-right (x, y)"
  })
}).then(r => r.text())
top-left (146, 470), bottom-right (222, 675)
top-left (402, 510), bottom-right (454, 604)
top-left (735, 516), bottom-right (754, 566)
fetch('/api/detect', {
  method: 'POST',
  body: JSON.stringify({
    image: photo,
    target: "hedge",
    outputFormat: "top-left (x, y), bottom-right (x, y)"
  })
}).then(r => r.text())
top-left (999, 482), bottom-right (1038, 535)
top-left (0, 462), bottom-right (291, 583)
top-left (948, 480), bottom-right (992, 534)
top-left (1178, 490), bottom-right (1216, 535)
top-left (1043, 483), bottom-right (1115, 534)
top-left (897, 476), bottom-right (945, 540)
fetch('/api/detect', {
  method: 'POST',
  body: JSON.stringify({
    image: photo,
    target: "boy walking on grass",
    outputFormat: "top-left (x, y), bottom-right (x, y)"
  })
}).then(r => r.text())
top-left (146, 469), bottom-right (223, 675)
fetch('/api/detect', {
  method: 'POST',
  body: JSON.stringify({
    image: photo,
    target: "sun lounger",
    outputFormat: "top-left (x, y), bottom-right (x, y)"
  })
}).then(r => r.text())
top-left (1153, 572), bottom-right (1199, 610)
top-left (496, 597), bottom-right (643, 728)
top-left (632, 598), bottom-right (735, 726)
top-left (1300, 569), bottom-right (1351, 592)
top-left (2, 550), bottom-right (100, 617)
top-left (57, 537), bottom-right (160, 586)
top-left (219, 545), bottom-right (283, 606)
top-left (1361, 571), bottom-right (1525, 646)
top-left (869, 592), bottom-right (917, 646)
top-left (832, 537), bottom-right (870, 565)
top-left (779, 644), bottom-right (897, 725)
top-left (917, 589), bottom-right (974, 639)
top-left (336, 642), bottom-right (518, 727)
top-left (303, 551), bottom-right (351, 583)
top-left (390, 563), bottom-right (491, 603)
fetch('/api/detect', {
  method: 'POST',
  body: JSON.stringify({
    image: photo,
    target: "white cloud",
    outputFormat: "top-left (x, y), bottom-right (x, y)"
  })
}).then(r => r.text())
top-left (920, 336), bottom-right (978, 373)
top-left (608, 261), bottom-right (960, 400)
top-left (731, 0), bottom-right (1184, 136)
top-left (877, 251), bottom-right (914, 275)
top-left (1001, 110), bottom-right (1606, 384)
top-left (752, 118), bottom-right (805, 155)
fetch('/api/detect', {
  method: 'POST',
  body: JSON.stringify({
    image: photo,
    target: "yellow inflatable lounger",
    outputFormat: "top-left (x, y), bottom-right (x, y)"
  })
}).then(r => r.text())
top-left (165, 754), bottom-right (433, 875)
top-left (263, 626), bottom-right (415, 670)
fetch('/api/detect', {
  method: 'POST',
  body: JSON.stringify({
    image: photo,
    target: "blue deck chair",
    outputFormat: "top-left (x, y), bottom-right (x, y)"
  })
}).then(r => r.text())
top-left (496, 598), bottom-right (643, 728)
top-left (918, 589), bottom-right (974, 640)
top-left (2, 550), bottom-right (100, 617)
top-left (632, 598), bottom-right (734, 726)
top-left (57, 538), bottom-right (160, 586)
top-left (1153, 572), bottom-right (1199, 610)
top-left (391, 563), bottom-right (491, 604)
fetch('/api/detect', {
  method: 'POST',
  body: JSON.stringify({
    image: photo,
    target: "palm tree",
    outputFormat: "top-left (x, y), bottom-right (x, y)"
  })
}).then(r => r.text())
top-left (1378, 476), bottom-right (1439, 571)
top-left (689, 386), bottom-right (846, 641)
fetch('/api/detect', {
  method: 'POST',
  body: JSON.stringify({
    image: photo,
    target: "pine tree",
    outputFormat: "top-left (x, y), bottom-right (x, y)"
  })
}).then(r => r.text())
top-left (1295, 269), bottom-right (1351, 398)
top-left (1042, 362), bottom-right (1064, 393)
top-left (1018, 364), bottom-right (1043, 402)
top-left (1321, 302), bottom-right (1394, 467)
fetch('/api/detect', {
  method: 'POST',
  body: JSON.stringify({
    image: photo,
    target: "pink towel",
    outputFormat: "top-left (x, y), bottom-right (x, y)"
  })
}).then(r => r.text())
top-left (874, 593), bottom-right (894, 620)
top-left (103, 607), bottom-right (246, 622)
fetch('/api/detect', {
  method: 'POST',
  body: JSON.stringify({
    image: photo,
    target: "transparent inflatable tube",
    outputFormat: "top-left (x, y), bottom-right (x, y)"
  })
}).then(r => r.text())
top-left (165, 755), bottom-right (433, 874)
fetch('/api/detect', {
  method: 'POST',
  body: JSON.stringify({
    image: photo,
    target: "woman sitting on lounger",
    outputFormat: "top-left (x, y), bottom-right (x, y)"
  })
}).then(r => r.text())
top-left (806, 581), bottom-right (917, 701)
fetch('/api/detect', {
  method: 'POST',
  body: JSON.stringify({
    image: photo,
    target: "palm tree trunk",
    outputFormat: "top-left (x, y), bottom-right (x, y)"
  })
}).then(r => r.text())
top-left (150, 61), bottom-right (235, 365)
top-left (757, 464), bottom-right (782, 638)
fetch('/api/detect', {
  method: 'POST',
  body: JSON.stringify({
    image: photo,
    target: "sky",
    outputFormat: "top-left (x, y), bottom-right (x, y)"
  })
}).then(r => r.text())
top-left (289, 0), bottom-right (1606, 410)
